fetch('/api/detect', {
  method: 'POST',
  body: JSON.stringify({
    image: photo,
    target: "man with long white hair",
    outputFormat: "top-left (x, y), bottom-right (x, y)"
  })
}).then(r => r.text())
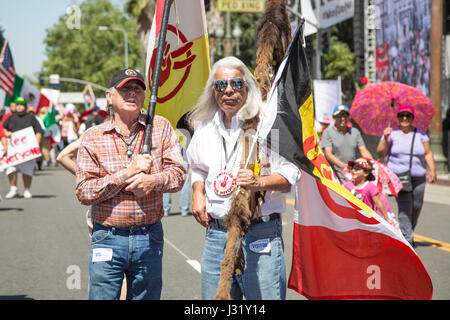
top-left (186, 56), bottom-right (301, 300)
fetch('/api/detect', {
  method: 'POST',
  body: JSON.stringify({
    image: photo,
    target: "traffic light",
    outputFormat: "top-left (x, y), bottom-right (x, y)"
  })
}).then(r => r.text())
top-left (321, 29), bottom-right (330, 54)
top-left (39, 73), bottom-right (45, 86)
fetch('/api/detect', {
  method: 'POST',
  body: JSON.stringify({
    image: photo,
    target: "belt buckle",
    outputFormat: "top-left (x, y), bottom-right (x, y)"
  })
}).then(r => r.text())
top-left (261, 215), bottom-right (270, 223)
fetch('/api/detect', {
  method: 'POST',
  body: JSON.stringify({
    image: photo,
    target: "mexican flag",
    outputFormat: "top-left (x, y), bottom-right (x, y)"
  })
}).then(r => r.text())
top-left (4, 74), bottom-right (50, 112)
top-left (42, 101), bottom-right (61, 146)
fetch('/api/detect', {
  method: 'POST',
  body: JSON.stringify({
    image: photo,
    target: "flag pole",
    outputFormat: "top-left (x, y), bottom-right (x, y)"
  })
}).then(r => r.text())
top-left (141, 0), bottom-right (172, 154)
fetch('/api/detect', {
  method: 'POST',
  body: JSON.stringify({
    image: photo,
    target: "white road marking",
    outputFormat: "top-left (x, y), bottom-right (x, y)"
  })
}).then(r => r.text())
top-left (164, 237), bottom-right (201, 273)
top-left (186, 260), bottom-right (202, 273)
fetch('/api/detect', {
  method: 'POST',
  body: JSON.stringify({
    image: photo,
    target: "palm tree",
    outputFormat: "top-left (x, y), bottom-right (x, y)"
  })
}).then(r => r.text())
top-left (125, 0), bottom-right (155, 59)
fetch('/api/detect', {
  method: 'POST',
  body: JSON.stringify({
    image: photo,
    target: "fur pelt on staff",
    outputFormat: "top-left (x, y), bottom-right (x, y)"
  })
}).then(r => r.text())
top-left (214, 116), bottom-right (263, 300)
top-left (254, 0), bottom-right (292, 100)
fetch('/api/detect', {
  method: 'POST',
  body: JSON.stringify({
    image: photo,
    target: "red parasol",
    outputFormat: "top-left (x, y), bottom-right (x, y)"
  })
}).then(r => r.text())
top-left (350, 81), bottom-right (435, 136)
top-left (371, 159), bottom-right (403, 197)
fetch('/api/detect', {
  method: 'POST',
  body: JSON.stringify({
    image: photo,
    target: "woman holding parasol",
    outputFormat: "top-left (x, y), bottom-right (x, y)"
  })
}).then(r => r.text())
top-left (377, 105), bottom-right (436, 246)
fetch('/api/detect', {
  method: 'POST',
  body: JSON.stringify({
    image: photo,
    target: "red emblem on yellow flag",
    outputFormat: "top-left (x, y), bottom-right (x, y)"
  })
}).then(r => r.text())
top-left (145, 0), bottom-right (210, 131)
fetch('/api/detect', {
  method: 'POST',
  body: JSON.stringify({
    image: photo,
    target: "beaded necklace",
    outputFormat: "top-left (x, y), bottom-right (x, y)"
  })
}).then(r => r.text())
top-left (112, 128), bottom-right (145, 167)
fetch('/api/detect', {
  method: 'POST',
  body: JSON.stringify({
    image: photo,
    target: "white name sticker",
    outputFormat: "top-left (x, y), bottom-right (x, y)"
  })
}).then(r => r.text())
top-left (249, 238), bottom-right (271, 254)
top-left (92, 248), bottom-right (113, 262)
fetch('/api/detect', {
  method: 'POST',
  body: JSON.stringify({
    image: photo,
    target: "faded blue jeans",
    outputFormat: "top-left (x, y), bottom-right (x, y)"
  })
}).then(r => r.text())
top-left (396, 175), bottom-right (426, 245)
top-left (88, 221), bottom-right (164, 300)
top-left (201, 218), bottom-right (286, 300)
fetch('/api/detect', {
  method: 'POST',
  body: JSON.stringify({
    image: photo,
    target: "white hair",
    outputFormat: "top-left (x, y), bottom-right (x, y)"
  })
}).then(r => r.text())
top-left (187, 56), bottom-right (262, 130)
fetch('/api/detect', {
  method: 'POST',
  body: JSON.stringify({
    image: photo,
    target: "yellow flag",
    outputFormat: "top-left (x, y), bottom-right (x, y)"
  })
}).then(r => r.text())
top-left (145, 0), bottom-right (210, 132)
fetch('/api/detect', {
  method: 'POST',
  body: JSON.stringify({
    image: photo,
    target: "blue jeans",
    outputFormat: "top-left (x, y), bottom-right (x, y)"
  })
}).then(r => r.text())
top-left (163, 163), bottom-right (191, 214)
top-left (201, 218), bottom-right (286, 300)
top-left (88, 222), bottom-right (164, 300)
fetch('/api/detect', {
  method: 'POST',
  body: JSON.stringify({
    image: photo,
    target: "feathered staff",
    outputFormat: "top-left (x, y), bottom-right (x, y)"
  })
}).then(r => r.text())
top-left (254, 0), bottom-right (292, 101)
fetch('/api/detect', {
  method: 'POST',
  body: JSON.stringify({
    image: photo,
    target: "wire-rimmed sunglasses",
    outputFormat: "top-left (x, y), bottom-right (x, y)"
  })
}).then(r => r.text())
top-left (213, 78), bottom-right (246, 93)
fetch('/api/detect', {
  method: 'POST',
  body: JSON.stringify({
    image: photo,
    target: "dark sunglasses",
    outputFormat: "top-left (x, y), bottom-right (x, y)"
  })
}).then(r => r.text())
top-left (213, 78), bottom-right (246, 93)
top-left (397, 112), bottom-right (413, 119)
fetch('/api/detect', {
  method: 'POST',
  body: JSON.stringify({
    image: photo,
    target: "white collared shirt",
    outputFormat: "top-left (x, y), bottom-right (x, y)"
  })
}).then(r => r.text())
top-left (186, 111), bottom-right (301, 219)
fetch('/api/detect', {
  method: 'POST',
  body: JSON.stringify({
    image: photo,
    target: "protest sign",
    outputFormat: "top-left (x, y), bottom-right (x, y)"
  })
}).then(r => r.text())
top-left (313, 78), bottom-right (342, 124)
top-left (0, 127), bottom-right (41, 170)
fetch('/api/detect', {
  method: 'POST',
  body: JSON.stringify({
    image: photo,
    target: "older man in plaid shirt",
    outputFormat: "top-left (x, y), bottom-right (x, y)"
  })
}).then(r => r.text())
top-left (76, 68), bottom-right (186, 300)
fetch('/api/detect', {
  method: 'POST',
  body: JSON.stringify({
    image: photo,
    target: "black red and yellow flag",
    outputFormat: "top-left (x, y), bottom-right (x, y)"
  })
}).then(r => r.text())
top-left (259, 23), bottom-right (432, 300)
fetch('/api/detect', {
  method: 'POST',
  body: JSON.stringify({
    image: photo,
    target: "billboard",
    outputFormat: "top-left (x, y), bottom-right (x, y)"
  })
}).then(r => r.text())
top-left (302, 0), bottom-right (354, 31)
top-left (374, 0), bottom-right (431, 96)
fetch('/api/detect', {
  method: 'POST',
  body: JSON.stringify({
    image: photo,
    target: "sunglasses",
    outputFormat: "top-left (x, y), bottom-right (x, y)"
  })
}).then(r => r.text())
top-left (213, 78), bottom-right (246, 93)
top-left (117, 85), bottom-right (145, 94)
top-left (333, 112), bottom-right (349, 118)
top-left (397, 113), bottom-right (413, 119)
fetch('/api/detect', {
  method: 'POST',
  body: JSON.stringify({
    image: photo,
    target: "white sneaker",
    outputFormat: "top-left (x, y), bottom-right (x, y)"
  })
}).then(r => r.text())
top-left (5, 189), bottom-right (18, 199)
top-left (23, 190), bottom-right (32, 199)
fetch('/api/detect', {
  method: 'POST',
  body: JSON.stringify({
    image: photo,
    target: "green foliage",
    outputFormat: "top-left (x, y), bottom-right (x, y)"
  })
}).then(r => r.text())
top-left (41, 0), bottom-right (142, 95)
top-left (125, 0), bottom-right (149, 18)
top-left (323, 36), bottom-right (355, 80)
top-left (0, 26), bottom-right (4, 48)
top-left (323, 34), bottom-right (355, 103)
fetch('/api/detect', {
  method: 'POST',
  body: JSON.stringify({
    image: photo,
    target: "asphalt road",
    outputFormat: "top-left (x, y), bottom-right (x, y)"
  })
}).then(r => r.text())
top-left (0, 165), bottom-right (448, 300)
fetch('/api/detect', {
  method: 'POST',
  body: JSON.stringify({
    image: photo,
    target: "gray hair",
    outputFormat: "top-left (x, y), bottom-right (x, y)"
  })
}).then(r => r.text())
top-left (187, 56), bottom-right (262, 130)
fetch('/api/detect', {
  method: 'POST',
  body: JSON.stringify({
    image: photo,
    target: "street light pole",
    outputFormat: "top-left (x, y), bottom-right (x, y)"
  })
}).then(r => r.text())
top-left (315, 4), bottom-right (321, 80)
top-left (224, 12), bottom-right (232, 56)
top-left (98, 26), bottom-right (129, 69)
top-left (429, 0), bottom-right (447, 173)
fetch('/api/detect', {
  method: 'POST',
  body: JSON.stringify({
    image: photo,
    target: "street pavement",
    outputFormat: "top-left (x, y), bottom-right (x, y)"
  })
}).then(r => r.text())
top-left (0, 165), bottom-right (449, 300)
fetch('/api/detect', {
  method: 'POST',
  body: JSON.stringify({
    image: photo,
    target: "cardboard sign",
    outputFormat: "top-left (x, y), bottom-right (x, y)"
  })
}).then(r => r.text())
top-left (0, 126), bottom-right (41, 170)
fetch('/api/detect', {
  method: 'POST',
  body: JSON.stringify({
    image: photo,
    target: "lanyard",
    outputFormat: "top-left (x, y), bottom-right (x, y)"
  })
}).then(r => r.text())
top-left (222, 137), bottom-right (238, 171)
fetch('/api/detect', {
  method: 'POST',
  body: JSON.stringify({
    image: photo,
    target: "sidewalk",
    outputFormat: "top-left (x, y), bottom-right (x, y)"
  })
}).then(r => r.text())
top-left (435, 173), bottom-right (450, 186)
top-left (425, 173), bottom-right (450, 206)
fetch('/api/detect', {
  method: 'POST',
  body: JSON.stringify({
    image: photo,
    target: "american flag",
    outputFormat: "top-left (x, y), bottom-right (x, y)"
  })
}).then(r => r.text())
top-left (0, 40), bottom-right (16, 97)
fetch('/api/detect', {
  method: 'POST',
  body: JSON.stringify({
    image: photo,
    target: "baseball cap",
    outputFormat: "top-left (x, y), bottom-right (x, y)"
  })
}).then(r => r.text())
top-left (332, 104), bottom-right (350, 117)
top-left (397, 105), bottom-right (415, 118)
top-left (13, 96), bottom-right (27, 106)
top-left (109, 68), bottom-right (146, 90)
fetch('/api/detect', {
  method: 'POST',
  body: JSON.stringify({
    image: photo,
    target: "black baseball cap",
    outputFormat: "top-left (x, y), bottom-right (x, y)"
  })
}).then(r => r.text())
top-left (109, 68), bottom-right (146, 90)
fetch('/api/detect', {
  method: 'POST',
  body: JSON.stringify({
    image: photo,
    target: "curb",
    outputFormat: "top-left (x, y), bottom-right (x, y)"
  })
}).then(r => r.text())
top-left (435, 178), bottom-right (450, 187)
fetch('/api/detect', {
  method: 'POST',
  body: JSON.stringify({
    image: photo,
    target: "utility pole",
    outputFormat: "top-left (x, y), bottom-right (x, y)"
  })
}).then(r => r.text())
top-left (224, 11), bottom-right (232, 56)
top-left (315, 4), bottom-right (321, 80)
top-left (364, 0), bottom-right (376, 83)
top-left (429, 0), bottom-right (448, 173)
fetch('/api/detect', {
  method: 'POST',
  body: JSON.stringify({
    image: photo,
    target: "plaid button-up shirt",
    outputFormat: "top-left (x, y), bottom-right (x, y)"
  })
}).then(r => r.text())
top-left (75, 114), bottom-right (186, 228)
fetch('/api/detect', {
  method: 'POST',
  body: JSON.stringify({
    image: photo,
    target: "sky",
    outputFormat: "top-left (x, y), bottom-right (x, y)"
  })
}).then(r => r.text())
top-left (0, 0), bottom-right (125, 103)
